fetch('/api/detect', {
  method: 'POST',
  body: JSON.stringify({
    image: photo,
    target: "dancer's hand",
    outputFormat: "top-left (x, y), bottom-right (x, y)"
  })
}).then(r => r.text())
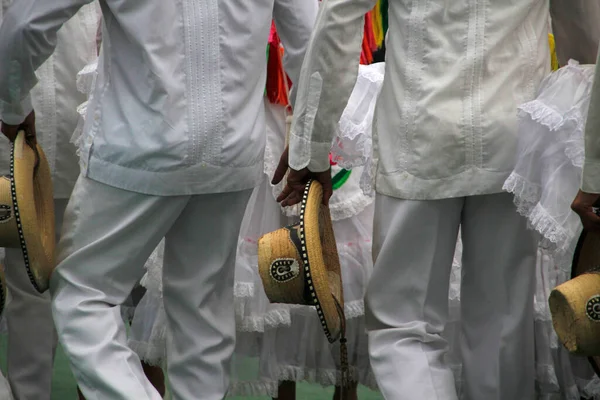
top-left (272, 146), bottom-right (333, 207)
top-left (572, 190), bottom-right (600, 231)
top-left (1, 111), bottom-right (37, 145)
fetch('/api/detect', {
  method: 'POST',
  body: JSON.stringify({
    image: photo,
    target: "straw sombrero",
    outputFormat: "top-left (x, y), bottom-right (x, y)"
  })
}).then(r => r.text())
top-left (258, 180), bottom-right (346, 342)
top-left (0, 131), bottom-right (55, 293)
top-left (549, 230), bottom-right (600, 374)
top-left (258, 180), bottom-right (351, 386)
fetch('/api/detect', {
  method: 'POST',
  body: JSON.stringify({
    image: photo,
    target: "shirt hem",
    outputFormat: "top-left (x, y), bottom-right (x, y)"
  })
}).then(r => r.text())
top-left (85, 156), bottom-right (263, 196)
top-left (374, 167), bottom-right (511, 200)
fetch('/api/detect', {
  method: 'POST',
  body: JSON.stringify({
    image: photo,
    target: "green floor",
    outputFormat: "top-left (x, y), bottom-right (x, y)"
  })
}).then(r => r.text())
top-left (0, 335), bottom-right (382, 400)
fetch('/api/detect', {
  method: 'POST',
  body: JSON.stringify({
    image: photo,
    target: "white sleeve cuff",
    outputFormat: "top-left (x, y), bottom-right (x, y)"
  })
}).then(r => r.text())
top-left (0, 94), bottom-right (33, 125)
top-left (582, 159), bottom-right (600, 194)
top-left (289, 132), bottom-right (331, 173)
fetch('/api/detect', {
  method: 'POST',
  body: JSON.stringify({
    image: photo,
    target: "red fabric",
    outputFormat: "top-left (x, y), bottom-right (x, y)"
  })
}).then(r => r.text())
top-left (360, 13), bottom-right (374, 65)
top-left (266, 22), bottom-right (291, 106)
top-left (364, 12), bottom-right (377, 52)
top-left (361, 34), bottom-right (373, 65)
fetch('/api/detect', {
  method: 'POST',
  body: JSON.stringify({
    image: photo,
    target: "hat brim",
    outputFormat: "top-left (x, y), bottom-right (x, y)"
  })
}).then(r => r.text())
top-left (571, 230), bottom-right (600, 376)
top-left (11, 132), bottom-right (55, 293)
top-left (299, 180), bottom-right (344, 343)
top-left (0, 264), bottom-right (5, 317)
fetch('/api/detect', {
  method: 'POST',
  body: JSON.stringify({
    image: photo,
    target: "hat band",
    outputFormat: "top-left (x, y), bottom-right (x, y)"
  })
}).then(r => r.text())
top-left (0, 204), bottom-right (11, 223)
top-left (587, 295), bottom-right (600, 322)
top-left (10, 142), bottom-right (40, 292)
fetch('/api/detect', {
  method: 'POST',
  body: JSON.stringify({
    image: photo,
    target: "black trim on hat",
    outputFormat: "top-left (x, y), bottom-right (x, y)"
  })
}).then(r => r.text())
top-left (298, 179), bottom-right (334, 343)
top-left (10, 142), bottom-right (41, 293)
top-left (0, 273), bottom-right (4, 317)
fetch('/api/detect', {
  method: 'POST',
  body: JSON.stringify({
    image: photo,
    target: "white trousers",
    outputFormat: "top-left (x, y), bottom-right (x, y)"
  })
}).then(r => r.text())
top-left (366, 193), bottom-right (537, 400)
top-left (2, 199), bottom-right (66, 400)
top-left (50, 175), bottom-right (252, 400)
top-left (0, 372), bottom-right (13, 400)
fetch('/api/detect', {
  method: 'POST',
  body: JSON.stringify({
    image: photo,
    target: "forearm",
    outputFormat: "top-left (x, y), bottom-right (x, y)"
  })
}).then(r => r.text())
top-left (289, 0), bottom-right (376, 172)
top-left (0, 0), bottom-right (93, 123)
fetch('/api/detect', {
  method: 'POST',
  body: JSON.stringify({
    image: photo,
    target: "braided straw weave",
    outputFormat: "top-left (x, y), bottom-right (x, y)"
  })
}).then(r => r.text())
top-left (550, 231), bottom-right (600, 355)
top-left (0, 131), bottom-right (55, 293)
top-left (258, 180), bottom-right (349, 387)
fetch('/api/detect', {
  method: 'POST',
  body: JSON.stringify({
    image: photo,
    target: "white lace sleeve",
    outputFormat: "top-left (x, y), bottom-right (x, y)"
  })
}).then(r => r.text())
top-left (330, 62), bottom-right (385, 197)
top-left (503, 61), bottom-right (594, 254)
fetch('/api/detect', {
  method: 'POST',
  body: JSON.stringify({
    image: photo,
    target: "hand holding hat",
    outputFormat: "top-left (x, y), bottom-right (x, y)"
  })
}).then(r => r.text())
top-left (1, 111), bottom-right (37, 145)
top-left (572, 190), bottom-right (600, 232)
top-left (272, 145), bottom-right (333, 207)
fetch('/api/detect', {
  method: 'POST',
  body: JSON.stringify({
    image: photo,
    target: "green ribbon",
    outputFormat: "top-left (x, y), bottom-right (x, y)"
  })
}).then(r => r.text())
top-left (331, 168), bottom-right (352, 191)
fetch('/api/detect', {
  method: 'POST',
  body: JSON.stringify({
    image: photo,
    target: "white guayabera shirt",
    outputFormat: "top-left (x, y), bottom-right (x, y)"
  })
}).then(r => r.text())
top-left (289, 0), bottom-right (552, 200)
top-left (0, 0), bottom-right (316, 196)
top-left (0, 1), bottom-right (100, 199)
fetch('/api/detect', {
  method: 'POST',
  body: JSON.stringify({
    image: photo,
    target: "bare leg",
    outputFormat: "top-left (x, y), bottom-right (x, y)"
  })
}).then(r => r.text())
top-left (333, 381), bottom-right (358, 400)
top-left (142, 362), bottom-right (166, 397)
top-left (274, 381), bottom-right (296, 400)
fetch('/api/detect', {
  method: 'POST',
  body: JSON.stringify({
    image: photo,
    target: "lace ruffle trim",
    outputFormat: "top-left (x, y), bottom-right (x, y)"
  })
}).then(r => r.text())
top-left (503, 173), bottom-right (576, 254)
top-left (235, 300), bottom-right (366, 333)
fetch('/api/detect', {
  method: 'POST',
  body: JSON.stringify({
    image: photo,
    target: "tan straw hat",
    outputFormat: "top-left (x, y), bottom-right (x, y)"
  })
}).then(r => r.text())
top-left (0, 131), bottom-right (55, 293)
top-left (258, 179), bottom-right (346, 342)
top-left (258, 179), bottom-right (349, 385)
top-left (549, 230), bottom-right (600, 368)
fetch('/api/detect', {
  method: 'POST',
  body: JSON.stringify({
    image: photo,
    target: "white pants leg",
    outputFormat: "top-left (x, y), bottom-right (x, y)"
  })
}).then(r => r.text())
top-left (459, 193), bottom-right (536, 400)
top-left (366, 193), bottom-right (536, 400)
top-left (50, 175), bottom-right (251, 400)
top-left (0, 372), bottom-right (14, 400)
top-left (162, 191), bottom-right (252, 400)
top-left (366, 195), bottom-right (462, 400)
top-left (3, 199), bottom-right (66, 400)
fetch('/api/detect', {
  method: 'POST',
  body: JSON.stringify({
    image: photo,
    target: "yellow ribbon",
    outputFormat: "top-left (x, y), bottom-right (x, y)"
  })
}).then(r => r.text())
top-left (549, 33), bottom-right (559, 71)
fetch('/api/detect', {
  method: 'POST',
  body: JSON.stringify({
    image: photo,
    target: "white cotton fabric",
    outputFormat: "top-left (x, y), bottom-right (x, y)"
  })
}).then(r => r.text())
top-left (128, 99), bottom-right (376, 395)
top-left (0, 0), bottom-right (314, 196)
top-left (0, 2), bottom-right (100, 198)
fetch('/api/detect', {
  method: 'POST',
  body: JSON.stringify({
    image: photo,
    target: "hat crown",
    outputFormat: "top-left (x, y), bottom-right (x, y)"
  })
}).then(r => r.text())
top-left (258, 223), bottom-right (307, 305)
top-left (550, 232), bottom-right (600, 356)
